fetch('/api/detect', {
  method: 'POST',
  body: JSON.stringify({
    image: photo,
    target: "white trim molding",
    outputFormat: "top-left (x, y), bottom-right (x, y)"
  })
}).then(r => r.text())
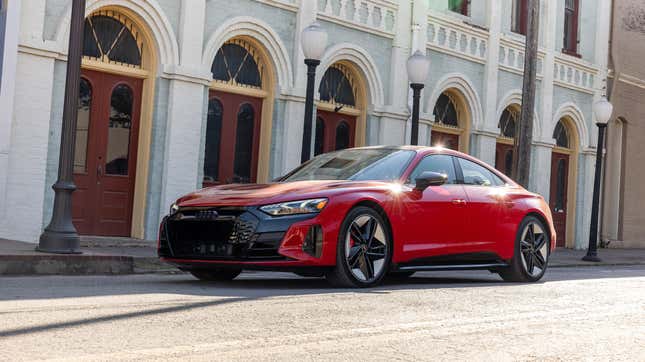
top-left (425, 72), bottom-right (484, 131)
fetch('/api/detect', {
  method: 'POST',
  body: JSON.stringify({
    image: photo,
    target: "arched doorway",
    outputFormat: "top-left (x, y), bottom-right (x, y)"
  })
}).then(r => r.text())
top-left (431, 91), bottom-right (469, 152)
top-left (550, 118), bottom-right (578, 247)
top-left (203, 38), bottom-right (269, 186)
top-left (72, 10), bottom-right (150, 237)
top-left (495, 105), bottom-right (519, 177)
top-left (314, 63), bottom-right (362, 155)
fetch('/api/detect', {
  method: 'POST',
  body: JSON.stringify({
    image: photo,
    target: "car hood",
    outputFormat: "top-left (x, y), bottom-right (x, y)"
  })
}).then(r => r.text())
top-left (176, 180), bottom-right (390, 207)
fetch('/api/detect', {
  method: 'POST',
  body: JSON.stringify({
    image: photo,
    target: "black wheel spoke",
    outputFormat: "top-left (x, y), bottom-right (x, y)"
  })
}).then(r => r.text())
top-left (527, 224), bottom-right (535, 243)
top-left (534, 251), bottom-right (546, 269)
top-left (535, 234), bottom-right (546, 251)
top-left (526, 251), bottom-right (534, 273)
top-left (520, 240), bottom-right (532, 251)
top-left (359, 252), bottom-right (374, 280)
top-left (364, 218), bottom-right (377, 247)
top-left (350, 223), bottom-right (364, 244)
top-left (348, 246), bottom-right (362, 268)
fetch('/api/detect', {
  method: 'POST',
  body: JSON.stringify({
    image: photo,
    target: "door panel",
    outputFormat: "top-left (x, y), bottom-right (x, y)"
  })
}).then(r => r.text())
top-left (314, 109), bottom-right (356, 155)
top-left (495, 142), bottom-right (515, 177)
top-left (72, 69), bottom-right (142, 236)
top-left (398, 154), bottom-right (469, 260)
top-left (203, 91), bottom-right (262, 187)
top-left (550, 152), bottom-right (569, 247)
top-left (430, 131), bottom-right (459, 150)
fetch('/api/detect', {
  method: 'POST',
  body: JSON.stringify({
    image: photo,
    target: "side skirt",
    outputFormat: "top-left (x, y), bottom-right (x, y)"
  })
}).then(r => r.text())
top-left (393, 252), bottom-right (509, 272)
top-left (396, 263), bottom-right (509, 272)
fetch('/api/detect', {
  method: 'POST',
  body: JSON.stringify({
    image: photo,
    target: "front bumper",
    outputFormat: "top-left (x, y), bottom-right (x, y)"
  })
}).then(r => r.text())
top-left (158, 206), bottom-right (333, 268)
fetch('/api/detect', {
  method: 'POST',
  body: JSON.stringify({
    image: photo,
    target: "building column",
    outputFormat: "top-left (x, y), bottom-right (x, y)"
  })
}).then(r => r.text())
top-left (538, 0), bottom-right (557, 142)
top-left (158, 0), bottom-right (210, 219)
top-left (574, 151), bottom-right (596, 249)
top-left (468, 0), bottom-right (502, 164)
top-left (0, 0), bottom-right (20, 225)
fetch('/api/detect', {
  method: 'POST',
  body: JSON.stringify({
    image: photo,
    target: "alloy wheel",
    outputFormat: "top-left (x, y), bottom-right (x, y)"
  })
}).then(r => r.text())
top-left (344, 214), bottom-right (388, 282)
top-left (519, 221), bottom-right (549, 277)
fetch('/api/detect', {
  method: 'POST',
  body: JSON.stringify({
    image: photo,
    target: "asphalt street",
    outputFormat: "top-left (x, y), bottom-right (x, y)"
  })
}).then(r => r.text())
top-left (1, 266), bottom-right (644, 361)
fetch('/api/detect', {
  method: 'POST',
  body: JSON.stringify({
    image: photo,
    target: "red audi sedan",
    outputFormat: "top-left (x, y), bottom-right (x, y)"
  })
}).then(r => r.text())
top-left (159, 146), bottom-right (555, 287)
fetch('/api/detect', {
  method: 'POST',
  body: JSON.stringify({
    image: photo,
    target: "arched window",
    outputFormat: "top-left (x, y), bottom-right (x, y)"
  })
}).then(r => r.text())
top-left (499, 107), bottom-right (519, 138)
top-left (319, 65), bottom-right (356, 106)
top-left (233, 103), bottom-right (255, 182)
top-left (105, 84), bottom-right (133, 176)
top-left (211, 41), bottom-right (262, 88)
top-left (335, 121), bottom-right (351, 151)
top-left (203, 98), bottom-right (223, 183)
top-left (553, 120), bottom-right (570, 148)
top-left (314, 117), bottom-right (325, 156)
top-left (83, 12), bottom-right (142, 67)
top-left (433, 93), bottom-right (459, 127)
top-left (74, 78), bottom-right (93, 174)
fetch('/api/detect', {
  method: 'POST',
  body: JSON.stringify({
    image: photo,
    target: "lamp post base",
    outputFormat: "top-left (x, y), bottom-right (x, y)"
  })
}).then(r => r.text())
top-left (581, 254), bottom-right (601, 262)
top-left (37, 230), bottom-right (82, 254)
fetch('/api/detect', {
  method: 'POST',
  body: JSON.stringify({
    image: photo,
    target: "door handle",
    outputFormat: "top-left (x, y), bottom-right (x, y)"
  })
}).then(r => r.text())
top-left (97, 164), bottom-right (103, 180)
top-left (451, 199), bottom-right (467, 206)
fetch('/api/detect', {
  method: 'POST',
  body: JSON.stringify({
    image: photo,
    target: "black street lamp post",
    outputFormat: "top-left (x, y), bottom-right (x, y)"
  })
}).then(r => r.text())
top-left (409, 83), bottom-right (424, 145)
top-left (37, 0), bottom-right (87, 254)
top-left (301, 58), bottom-right (320, 163)
top-left (406, 51), bottom-right (430, 145)
top-left (300, 23), bottom-right (328, 163)
top-left (582, 97), bottom-right (613, 262)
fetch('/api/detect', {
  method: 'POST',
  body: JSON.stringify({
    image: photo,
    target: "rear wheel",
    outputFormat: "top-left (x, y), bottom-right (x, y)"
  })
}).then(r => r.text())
top-left (499, 215), bottom-right (550, 282)
top-left (190, 268), bottom-right (242, 282)
top-left (326, 206), bottom-right (392, 288)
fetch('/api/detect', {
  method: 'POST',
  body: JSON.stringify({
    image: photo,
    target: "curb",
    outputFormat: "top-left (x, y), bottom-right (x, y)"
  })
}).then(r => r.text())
top-left (0, 255), bottom-right (177, 276)
top-left (549, 261), bottom-right (645, 268)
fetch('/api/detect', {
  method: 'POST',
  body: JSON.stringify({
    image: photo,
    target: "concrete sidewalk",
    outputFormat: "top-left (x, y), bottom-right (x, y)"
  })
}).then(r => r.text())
top-left (1, 238), bottom-right (644, 276)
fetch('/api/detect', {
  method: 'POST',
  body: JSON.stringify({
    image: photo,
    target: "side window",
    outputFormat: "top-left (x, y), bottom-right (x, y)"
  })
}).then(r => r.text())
top-left (408, 155), bottom-right (457, 185)
top-left (458, 158), bottom-right (505, 187)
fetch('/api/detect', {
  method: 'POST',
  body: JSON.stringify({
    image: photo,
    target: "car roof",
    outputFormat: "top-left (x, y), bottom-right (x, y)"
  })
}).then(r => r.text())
top-left (352, 145), bottom-right (519, 187)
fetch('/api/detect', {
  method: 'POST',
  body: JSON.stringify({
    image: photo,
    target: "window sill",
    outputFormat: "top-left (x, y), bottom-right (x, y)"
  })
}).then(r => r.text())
top-left (561, 49), bottom-right (581, 58)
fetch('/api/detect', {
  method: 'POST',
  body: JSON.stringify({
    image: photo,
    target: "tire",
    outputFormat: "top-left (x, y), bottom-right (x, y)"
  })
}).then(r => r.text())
top-left (190, 268), bottom-right (242, 282)
top-left (499, 215), bottom-right (550, 282)
top-left (326, 206), bottom-right (392, 288)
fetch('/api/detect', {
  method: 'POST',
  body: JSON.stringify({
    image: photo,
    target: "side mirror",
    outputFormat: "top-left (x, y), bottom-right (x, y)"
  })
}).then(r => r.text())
top-left (415, 171), bottom-right (448, 191)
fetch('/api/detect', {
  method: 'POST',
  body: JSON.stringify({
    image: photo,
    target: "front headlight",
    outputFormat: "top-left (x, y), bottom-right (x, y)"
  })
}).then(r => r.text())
top-left (260, 198), bottom-right (328, 216)
top-left (169, 202), bottom-right (179, 215)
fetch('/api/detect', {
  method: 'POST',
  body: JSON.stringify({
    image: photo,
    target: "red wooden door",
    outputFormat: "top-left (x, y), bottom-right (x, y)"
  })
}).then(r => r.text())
top-left (203, 90), bottom-right (262, 187)
top-left (72, 69), bottom-right (142, 236)
top-left (495, 142), bottom-right (515, 177)
top-left (314, 110), bottom-right (356, 156)
top-left (549, 152), bottom-right (569, 247)
top-left (430, 131), bottom-right (459, 150)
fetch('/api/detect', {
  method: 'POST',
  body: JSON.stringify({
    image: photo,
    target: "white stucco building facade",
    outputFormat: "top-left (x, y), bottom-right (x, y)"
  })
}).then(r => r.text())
top-left (0, 0), bottom-right (611, 249)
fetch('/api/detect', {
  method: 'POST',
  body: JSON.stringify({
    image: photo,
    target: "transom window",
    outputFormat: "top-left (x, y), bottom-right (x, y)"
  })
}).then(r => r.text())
top-left (211, 40), bottom-right (263, 88)
top-left (499, 107), bottom-right (519, 138)
top-left (433, 93), bottom-right (460, 128)
top-left (563, 0), bottom-right (579, 55)
top-left (319, 64), bottom-right (356, 107)
top-left (448, 0), bottom-right (470, 16)
top-left (553, 120), bottom-right (570, 148)
top-left (83, 12), bottom-right (143, 67)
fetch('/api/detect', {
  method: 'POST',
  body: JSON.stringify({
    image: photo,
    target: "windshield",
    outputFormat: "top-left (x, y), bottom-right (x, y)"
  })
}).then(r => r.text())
top-left (280, 148), bottom-right (415, 182)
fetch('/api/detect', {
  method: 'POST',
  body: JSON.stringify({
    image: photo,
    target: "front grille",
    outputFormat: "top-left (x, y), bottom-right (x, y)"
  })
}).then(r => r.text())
top-left (164, 208), bottom-right (285, 261)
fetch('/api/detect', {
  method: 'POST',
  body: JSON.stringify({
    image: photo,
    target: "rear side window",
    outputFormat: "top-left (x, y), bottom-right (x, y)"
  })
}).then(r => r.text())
top-left (458, 158), bottom-right (505, 186)
top-left (407, 154), bottom-right (457, 185)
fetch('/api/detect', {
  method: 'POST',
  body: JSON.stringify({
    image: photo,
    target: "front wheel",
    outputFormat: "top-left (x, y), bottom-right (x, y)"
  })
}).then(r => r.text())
top-left (190, 268), bottom-right (242, 282)
top-left (326, 206), bottom-right (392, 288)
top-left (499, 215), bottom-right (550, 282)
